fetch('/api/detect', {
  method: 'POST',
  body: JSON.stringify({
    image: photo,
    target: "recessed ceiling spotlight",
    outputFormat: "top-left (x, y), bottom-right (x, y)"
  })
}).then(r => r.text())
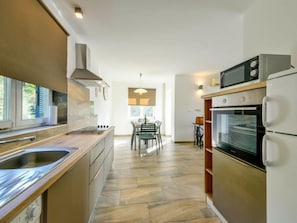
top-left (75, 7), bottom-right (83, 19)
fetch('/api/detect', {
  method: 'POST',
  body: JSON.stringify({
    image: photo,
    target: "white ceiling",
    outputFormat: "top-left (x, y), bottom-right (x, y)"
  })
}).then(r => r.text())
top-left (46, 0), bottom-right (256, 83)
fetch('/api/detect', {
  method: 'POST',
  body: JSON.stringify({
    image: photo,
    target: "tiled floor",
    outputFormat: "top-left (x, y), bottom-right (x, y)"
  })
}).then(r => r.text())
top-left (92, 136), bottom-right (221, 223)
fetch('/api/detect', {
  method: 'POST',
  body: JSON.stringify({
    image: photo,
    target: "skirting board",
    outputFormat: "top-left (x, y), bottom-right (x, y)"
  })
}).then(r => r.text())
top-left (206, 196), bottom-right (228, 223)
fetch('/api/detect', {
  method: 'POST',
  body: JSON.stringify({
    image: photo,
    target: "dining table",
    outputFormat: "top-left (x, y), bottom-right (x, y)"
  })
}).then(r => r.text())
top-left (131, 120), bottom-right (160, 154)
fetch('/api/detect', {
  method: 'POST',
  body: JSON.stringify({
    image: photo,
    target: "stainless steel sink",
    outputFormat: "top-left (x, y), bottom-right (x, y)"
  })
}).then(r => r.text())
top-left (0, 147), bottom-right (76, 207)
top-left (0, 148), bottom-right (72, 169)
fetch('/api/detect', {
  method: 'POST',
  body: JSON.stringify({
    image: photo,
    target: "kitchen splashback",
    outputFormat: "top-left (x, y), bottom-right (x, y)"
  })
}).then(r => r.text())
top-left (68, 79), bottom-right (97, 131)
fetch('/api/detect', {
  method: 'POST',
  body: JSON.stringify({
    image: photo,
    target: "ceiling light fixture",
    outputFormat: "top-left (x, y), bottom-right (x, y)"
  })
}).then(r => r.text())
top-left (75, 7), bottom-right (83, 19)
top-left (134, 73), bottom-right (147, 95)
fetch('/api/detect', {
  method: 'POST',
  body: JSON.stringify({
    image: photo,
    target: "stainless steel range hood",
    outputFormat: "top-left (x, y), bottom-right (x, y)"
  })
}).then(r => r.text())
top-left (71, 43), bottom-right (103, 87)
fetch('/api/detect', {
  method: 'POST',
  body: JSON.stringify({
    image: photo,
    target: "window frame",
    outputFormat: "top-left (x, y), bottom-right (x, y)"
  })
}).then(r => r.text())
top-left (0, 76), bottom-right (12, 129)
top-left (15, 81), bottom-right (51, 129)
top-left (0, 75), bottom-right (52, 130)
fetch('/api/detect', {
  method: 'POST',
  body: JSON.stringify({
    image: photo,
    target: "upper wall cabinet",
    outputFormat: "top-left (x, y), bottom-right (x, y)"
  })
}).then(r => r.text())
top-left (0, 0), bottom-right (68, 93)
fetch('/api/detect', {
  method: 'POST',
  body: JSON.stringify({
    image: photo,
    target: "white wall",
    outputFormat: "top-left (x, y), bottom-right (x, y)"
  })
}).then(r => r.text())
top-left (111, 81), bottom-right (165, 135)
top-left (173, 74), bottom-right (219, 142)
top-left (173, 0), bottom-right (297, 142)
top-left (165, 78), bottom-right (174, 137)
top-left (244, 0), bottom-right (297, 66)
top-left (89, 86), bottom-right (111, 126)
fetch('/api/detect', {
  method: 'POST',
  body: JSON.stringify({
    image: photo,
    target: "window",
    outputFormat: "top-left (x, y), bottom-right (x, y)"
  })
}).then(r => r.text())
top-left (128, 88), bottom-right (156, 119)
top-left (0, 74), bottom-right (51, 130)
top-left (0, 75), bottom-right (12, 128)
top-left (21, 82), bottom-right (49, 120)
top-left (15, 81), bottom-right (50, 128)
top-left (128, 106), bottom-right (155, 119)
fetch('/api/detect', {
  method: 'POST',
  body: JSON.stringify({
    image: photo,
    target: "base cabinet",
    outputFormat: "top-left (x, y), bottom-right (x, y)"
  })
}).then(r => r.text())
top-left (213, 149), bottom-right (266, 223)
top-left (45, 130), bottom-right (114, 223)
top-left (89, 140), bottom-right (106, 216)
top-left (45, 154), bottom-right (89, 223)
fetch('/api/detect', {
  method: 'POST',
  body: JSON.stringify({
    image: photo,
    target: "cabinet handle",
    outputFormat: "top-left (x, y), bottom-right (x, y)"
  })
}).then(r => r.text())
top-left (211, 107), bottom-right (257, 111)
top-left (0, 136), bottom-right (36, 145)
top-left (262, 134), bottom-right (270, 166)
top-left (217, 149), bottom-right (250, 168)
top-left (262, 96), bottom-right (268, 128)
top-left (94, 166), bottom-right (103, 180)
top-left (227, 152), bottom-right (250, 167)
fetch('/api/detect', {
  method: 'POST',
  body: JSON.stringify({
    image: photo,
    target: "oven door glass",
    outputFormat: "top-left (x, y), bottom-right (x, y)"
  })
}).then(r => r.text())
top-left (212, 106), bottom-right (265, 169)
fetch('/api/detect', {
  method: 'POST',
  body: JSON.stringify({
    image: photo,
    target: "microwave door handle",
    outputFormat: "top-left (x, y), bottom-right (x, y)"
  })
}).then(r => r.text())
top-left (220, 72), bottom-right (225, 83)
top-left (262, 96), bottom-right (268, 128)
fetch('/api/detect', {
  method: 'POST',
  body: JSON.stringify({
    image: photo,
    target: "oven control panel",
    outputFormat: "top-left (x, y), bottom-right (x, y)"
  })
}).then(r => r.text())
top-left (212, 88), bottom-right (265, 107)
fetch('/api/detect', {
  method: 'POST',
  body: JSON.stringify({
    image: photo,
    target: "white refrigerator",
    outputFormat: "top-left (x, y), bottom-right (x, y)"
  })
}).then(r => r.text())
top-left (262, 68), bottom-right (297, 223)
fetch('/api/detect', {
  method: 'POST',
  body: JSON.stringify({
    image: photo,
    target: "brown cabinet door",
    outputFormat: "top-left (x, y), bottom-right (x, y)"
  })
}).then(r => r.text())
top-left (213, 149), bottom-right (266, 223)
top-left (45, 154), bottom-right (89, 223)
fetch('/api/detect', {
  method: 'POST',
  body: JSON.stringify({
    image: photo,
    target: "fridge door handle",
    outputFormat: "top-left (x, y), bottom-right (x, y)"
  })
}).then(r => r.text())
top-left (262, 134), bottom-right (270, 166)
top-left (262, 96), bottom-right (269, 128)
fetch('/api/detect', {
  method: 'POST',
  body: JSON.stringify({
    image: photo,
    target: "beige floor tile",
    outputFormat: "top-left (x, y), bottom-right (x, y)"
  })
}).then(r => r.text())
top-left (162, 184), bottom-right (205, 201)
top-left (93, 204), bottom-right (149, 223)
top-left (96, 190), bottom-right (120, 208)
top-left (171, 174), bottom-right (203, 186)
top-left (103, 177), bottom-right (138, 192)
top-left (120, 186), bottom-right (165, 205)
top-left (137, 175), bottom-right (173, 186)
top-left (148, 199), bottom-right (205, 222)
top-left (93, 137), bottom-right (221, 223)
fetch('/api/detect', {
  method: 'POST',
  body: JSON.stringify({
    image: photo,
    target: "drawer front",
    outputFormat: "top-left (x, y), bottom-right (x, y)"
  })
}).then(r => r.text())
top-left (90, 141), bottom-right (104, 165)
top-left (89, 153), bottom-right (105, 182)
top-left (104, 149), bottom-right (114, 180)
top-left (105, 132), bottom-right (114, 153)
top-left (213, 149), bottom-right (266, 223)
top-left (89, 165), bottom-right (104, 215)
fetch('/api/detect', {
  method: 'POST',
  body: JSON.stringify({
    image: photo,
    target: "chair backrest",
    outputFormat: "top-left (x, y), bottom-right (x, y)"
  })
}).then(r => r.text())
top-left (195, 116), bottom-right (204, 125)
top-left (131, 121), bottom-right (138, 133)
top-left (155, 120), bottom-right (162, 133)
top-left (140, 123), bottom-right (156, 132)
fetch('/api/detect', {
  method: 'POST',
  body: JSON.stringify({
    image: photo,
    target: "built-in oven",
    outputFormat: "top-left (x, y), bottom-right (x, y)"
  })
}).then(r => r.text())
top-left (211, 88), bottom-right (266, 170)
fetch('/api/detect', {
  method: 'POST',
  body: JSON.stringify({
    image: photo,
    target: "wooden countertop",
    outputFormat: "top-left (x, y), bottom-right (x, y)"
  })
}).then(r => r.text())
top-left (201, 81), bottom-right (266, 99)
top-left (0, 127), bottom-right (114, 222)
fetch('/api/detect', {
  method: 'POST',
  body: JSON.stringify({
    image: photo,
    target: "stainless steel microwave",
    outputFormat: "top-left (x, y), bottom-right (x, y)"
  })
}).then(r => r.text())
top-left (220, 54), bottom-right (291, 89)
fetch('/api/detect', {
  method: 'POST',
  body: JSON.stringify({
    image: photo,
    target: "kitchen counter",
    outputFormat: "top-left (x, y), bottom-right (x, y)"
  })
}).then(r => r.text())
top-left (0, 127), bottom-right (114, 222)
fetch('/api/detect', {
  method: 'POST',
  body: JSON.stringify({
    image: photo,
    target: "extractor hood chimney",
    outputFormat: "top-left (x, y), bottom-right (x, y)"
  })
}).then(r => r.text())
top-left (71, 43), bottom-right (103, 87)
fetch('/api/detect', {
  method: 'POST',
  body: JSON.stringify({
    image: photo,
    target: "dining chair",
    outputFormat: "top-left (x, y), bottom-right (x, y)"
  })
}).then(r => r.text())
top-left (130, 121), bottom-right (139, 150)
top-left (138, 123), bottom-right (159, 155)
top-left (155, 120), bottom-right (163, 149)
